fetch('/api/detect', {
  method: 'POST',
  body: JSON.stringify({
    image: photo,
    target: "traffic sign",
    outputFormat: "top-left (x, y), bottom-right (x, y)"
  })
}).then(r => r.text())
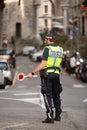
top-left (2, 34), bottom-right (7, 39)
top-left (17, 73), bottom-right (38, 81)
top-left (17, 73), bottom-right (26, 81)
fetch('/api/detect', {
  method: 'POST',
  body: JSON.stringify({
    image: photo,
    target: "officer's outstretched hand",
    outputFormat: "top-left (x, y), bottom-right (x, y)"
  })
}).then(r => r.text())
top-left (26, 73), bottom-right (33, 78)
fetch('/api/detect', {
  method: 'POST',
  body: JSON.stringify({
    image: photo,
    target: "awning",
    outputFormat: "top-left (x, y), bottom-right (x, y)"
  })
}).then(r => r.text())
top-left (52, 21), bottom-right (64, 29)
top-left (39, 15), bottom-right (64, 20)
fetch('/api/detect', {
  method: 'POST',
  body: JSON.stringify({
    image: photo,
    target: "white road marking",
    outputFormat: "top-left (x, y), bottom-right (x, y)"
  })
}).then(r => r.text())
top-left (18, 98), bottom-right (40, 104)
top-left (1, 123), bottom-right (27, 129)
top-left (0, 91), bottom-right (6, 93)
top-left (14, 92), bottom-right (40, 96)
top-left (0, 92), bottom-right (45, 109)
top-left (17, 85), bottom-right (27, 88)
top-left (72, 84), bottom-right (85, 88)
top-left (0, 97), bottom-right (18, 100)
top-left (83, 99), bottom-right (87, 102)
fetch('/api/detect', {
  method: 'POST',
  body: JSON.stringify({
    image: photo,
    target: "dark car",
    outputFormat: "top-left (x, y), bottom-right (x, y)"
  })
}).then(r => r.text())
top-left (0, 48), bottom-right (16, 68)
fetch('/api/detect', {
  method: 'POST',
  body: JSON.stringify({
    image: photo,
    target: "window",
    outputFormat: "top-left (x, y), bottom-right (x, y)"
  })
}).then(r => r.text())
top-left (44, 19), bottom-right (48, 27)
top-left (44, 5), bottom-right (48, 13)
top-left (18, 0), bottom-right (21, 6)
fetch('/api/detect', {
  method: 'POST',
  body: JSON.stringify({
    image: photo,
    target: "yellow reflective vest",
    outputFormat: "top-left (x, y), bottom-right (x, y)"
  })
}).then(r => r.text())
top-left (45, 45), bottom-right (63, 74)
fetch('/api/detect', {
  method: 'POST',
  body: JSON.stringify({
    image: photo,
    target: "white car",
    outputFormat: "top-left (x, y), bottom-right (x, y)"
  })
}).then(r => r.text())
top-left (32, 50), bottom-right (43, 62)
top-left (0, 69), bottom-right (6, 89)
top-left (23, 46), bottom-right (36, 56)
top-left (0, 60), bottom-right (13, 85)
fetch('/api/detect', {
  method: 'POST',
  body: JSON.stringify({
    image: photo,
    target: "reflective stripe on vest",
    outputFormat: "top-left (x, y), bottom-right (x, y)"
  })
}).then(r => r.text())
top-left (45, 45), bottom-right (63, 74)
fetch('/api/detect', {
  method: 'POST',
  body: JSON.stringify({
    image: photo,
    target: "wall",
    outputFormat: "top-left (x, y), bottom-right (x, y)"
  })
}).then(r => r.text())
top-left (2, 0), bottom-right (35, 40)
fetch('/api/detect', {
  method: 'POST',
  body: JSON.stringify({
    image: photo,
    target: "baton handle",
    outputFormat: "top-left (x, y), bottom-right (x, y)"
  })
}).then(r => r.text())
top-left (24, 75), bottom-right (38, 78)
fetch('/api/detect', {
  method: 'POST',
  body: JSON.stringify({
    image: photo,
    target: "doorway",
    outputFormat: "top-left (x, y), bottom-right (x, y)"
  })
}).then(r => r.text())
top-left (15, 23), bottom-right (21, 38)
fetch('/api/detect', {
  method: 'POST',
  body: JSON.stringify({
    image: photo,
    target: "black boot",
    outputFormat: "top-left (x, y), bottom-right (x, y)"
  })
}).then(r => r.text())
top-left (42, 110), bottom-right (54, 123)
top-left (42, 118), bottom-right (54, 123)
top-left (54, 112), bottom-right (61, 121)
top-left (54, 115), bottom-right (61, 121)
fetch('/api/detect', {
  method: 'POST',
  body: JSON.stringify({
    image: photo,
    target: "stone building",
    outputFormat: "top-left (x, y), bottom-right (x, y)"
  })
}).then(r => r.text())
top-left (2, 0), bottom-right (39, 40)
top-left (1, 0), bottom-right (87, 44)
top-left (1, 0), bottom-right (53, 46)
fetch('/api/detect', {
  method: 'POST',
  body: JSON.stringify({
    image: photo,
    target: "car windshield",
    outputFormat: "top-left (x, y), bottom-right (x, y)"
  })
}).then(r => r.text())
top-left (0, 50), bottom-right (6, 55)
top-left (0, 49), bottom-right (14, 56)
top-left (0, 62), bottom-right (8, 70)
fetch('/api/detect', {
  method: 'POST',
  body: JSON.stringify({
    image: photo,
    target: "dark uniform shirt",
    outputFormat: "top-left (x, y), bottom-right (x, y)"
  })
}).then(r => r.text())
top-left (42, 43), bottom-right (58, 60)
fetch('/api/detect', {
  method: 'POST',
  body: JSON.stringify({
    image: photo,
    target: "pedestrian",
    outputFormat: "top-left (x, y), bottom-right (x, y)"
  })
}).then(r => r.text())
top-left (61, 53), bottom-right (67, 73)
top-left (69, 53), bottom-right (76, 74)
top-left (27, 33), bottom-right (63, 123)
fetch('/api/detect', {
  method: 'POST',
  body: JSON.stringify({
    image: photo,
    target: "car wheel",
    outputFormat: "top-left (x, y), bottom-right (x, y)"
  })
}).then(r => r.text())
top-left (0, 80), bottom-right (6, 89)
top-left (13, 61), bottom-right (16, 68)
top-left (2, 84), bottom-right (5, 89)
top-left (9, 80), bottom-right (13, 85)
top-left (81, 72), bottom-right (87, 82)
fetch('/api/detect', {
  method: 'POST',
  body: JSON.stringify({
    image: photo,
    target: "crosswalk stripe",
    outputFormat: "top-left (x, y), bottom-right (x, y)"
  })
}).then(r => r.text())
top-left (83, 99), bottom-right (87, 102)
top-left (72, 84), bottom-right (85, 88)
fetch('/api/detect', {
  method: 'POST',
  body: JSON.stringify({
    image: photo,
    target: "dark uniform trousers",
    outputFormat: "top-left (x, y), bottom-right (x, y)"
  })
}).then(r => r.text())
top-left (40, 73), bottom-right (63, 119)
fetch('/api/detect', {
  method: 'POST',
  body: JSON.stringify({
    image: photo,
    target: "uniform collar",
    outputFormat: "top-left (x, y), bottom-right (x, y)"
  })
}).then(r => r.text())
top-left (48, 43), bottom-right (57, 46)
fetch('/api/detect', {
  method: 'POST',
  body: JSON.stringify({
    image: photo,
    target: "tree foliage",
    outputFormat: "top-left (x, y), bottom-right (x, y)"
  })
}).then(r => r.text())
top-left (55, 34), bottom-right (69, 45)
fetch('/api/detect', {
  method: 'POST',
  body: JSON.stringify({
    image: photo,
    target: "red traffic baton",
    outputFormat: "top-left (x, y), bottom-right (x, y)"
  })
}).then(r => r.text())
top-left (17, 73), bottom-right (37, 81)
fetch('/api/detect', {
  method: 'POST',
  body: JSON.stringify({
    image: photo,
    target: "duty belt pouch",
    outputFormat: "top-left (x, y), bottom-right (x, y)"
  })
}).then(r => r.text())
top-left (40, 68), bottom-right (48, 77)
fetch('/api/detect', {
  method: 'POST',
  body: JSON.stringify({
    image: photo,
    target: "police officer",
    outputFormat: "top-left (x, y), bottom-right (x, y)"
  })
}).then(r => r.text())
top-left (27, 33), bottom-right (63, 123)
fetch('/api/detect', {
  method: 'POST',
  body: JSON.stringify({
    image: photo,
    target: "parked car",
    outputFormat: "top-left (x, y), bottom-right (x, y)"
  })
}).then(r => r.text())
top-left (6, 49), bottom-right (16, 68)
top-left (29, 48), bottom-right (39, 59)
top-left (31, 50), bottom-right (43, 62)
top-left (0, 60), bottom-right (13, 85)
top-left (23, 46), bottom-right (36, 56)
top-left (0, 69), bottom-right (6, 89)
top-left (0, 48), bottom-right (16, 68)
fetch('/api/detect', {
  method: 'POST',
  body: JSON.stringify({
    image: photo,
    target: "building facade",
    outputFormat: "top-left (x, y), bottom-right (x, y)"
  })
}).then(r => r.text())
top-left (2, 0), bottom-right (41, 40)
top-left (2, 0), bottom-right (52, 42)
top-left (38, 0), bottom-right (52, 31)
top-left (49, 0), bottom-right (87, 36)
top-left (68, 0), bottom-right (87, 36)
top-left (1, 0), bottom-right (87, 43)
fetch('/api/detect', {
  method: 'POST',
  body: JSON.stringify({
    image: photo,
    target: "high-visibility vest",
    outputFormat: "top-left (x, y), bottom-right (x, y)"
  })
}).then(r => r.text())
top-left (45, 45), bottom-right (63, 74)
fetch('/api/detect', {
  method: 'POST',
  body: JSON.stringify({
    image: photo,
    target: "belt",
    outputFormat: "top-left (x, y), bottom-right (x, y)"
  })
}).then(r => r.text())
top-left (47, 67), bottom-right (59, 70)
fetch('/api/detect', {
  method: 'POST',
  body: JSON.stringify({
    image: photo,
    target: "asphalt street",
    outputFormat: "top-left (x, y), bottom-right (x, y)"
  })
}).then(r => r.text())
top-left (0, 56), bottom-right (87, 130)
